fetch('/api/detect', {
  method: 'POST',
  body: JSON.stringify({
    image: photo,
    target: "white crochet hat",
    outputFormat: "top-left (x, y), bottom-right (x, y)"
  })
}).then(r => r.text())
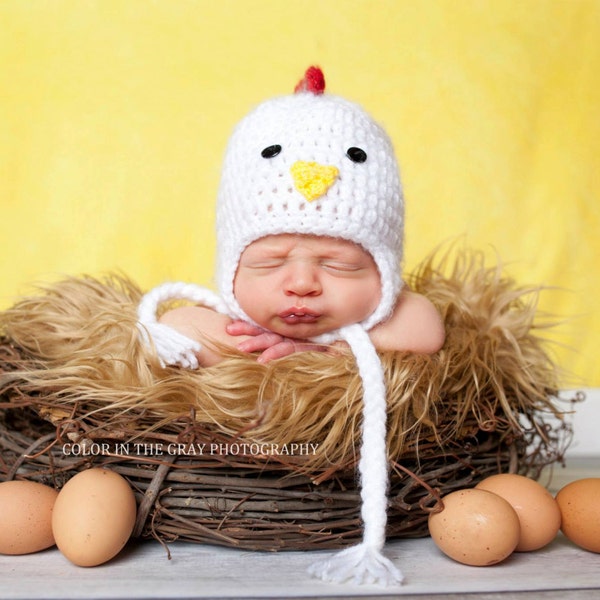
top-left (138, 67), bottom-right (405, 586)
top-left (216, 66), bottom-right (404, 340)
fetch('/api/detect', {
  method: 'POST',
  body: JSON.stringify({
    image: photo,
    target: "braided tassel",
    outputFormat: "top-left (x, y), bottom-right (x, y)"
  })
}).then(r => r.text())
top-left (137, 282), bottom-right (228, 369)
top-left (308, 324), bottom-right (403, 586)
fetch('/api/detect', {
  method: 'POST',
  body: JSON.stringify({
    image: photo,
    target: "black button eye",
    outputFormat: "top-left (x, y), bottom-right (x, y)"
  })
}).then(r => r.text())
top-left (346, 147), bottom-right (367, 163)
top-left (261, 145), bottom-right (282, 159)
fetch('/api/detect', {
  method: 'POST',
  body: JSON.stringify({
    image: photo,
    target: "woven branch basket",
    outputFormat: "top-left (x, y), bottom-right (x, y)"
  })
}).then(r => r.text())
top-left (0, 249), bottom-right (573, 552)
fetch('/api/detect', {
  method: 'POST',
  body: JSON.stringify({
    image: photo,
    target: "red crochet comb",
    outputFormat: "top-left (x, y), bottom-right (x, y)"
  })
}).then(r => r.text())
top-left (294, 66), bottom-right (325, 95)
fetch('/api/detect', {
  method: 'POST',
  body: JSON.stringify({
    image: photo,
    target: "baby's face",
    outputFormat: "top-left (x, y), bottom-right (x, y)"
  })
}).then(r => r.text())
top-left (233, 234), bottom-right (381, 339)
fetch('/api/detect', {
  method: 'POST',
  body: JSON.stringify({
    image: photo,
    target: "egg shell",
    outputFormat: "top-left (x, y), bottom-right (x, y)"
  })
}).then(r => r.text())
top-left (555, 477), bottom-right (600, 553)
top-left (52, 468), bottom-right (137, 567)
top-left (0, 480), bottom-right (58, 555)
top-left (476, 473), bottom-right (561, 551)
top-left (428, 488), bottom-right (520, 566)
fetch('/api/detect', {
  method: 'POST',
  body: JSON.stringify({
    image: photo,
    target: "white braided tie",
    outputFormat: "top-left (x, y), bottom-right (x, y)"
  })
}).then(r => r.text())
top-left (137, 282), bottom-right (228, 369)
top-left (308, 323), bottom-right (403, 586)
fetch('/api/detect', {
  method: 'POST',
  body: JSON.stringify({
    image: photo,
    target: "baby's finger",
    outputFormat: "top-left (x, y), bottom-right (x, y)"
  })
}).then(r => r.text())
top-left (237, 332), bottom-right (283, 353)
top-left (257, 340), bottom-right (297, 363)
top-left (226, 320), bottom-right (265, 336)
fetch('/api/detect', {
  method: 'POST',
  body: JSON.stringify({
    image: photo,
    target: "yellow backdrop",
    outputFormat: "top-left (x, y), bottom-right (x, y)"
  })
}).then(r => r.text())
top-left (1, 0), bottom-right (598, 386)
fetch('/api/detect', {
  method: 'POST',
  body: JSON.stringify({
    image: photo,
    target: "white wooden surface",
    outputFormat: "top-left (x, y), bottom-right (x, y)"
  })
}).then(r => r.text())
top-left (1, 529), bottom-right (598, 599)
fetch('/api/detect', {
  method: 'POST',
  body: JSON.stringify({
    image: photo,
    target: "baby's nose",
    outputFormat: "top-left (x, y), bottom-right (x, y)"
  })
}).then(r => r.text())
top-left (284, 263), bottom-right (322, 296)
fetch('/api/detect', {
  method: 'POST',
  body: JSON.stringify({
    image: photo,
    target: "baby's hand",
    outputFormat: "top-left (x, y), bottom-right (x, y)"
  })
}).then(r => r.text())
top-left (226, 320), bottom-right (327, 363)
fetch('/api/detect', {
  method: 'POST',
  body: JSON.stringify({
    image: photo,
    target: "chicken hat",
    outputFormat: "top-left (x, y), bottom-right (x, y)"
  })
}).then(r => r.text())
top-left (138, 67), bottom-right (405, 586)
top-left (216, 66), bottom-right (403, 336)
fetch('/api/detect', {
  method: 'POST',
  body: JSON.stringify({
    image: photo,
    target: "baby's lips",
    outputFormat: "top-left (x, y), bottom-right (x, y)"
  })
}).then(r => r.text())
top-left (278, 309), bottom-right (321, 325)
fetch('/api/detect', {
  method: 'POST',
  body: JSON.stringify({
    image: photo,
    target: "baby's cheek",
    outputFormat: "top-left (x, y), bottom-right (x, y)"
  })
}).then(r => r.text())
top-left (232, 273), bottom-right (261, 318)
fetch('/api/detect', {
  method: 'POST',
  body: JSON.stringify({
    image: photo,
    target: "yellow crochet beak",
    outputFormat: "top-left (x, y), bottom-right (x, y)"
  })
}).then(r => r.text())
top-left (291, 160), bottom-right (339, 202)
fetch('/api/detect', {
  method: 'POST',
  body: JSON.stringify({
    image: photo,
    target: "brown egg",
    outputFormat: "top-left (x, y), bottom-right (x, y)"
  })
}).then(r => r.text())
top-left (476, 473), bottom-right (561, 551)
top-left (0, 480), bottom-right (58, 555)
top-left (555, 477), bottom-right (600, 553)
top-left (52, 468), bottom-right (137, 567)
top-left (428, 488), bottom-right (520, 566)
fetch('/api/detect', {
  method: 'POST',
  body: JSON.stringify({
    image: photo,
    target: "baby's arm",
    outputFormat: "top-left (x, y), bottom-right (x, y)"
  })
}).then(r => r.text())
top-left (368, 290), bottom-right (445, 354)
top-left (157, 306), bottom-right (328, 366)
top-left (158, 306), bottom-right (251, 367)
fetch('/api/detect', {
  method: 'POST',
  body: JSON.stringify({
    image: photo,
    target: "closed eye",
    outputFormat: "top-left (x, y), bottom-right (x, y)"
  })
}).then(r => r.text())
top-left (320, 261), bottom-right (364, 274)
top-left (245, 259), bottom-right (285, 270)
